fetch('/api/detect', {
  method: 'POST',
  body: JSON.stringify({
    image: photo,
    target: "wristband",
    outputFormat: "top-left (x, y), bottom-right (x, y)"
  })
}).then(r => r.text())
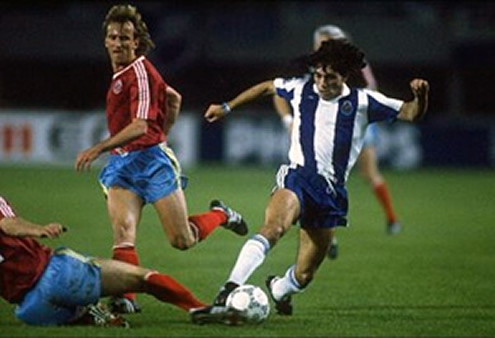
top-left (222, 102), bottom-right (232, 114)
top-left (281, 114), bottom-right (293, 130)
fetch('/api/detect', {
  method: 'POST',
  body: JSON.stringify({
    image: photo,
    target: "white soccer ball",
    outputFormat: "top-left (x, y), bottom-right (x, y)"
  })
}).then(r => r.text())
top-left (225, 284), bottom-right (270, 324)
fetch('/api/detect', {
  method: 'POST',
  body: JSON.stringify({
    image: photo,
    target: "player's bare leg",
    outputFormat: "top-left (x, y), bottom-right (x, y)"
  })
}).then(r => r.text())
top-left (259, 188), bottom-right (300, 246)
top-left (98, 259), bottom-right (147, 296)
top-left (97, 259), bottom-right (205, 311)
top-left (294, 227), bottom-right (333, 286)
top-left (267, 226), bottom-right (333, 315)
top-left (107, 187), bottom-right (143, 246)
top-left (153, 189), bottom-right (197, 250)
top-left (106, 187), bottom-right (143, 313)
top-left (153, 190), bottom-right (248, 250)
top-left (358, 145), bottom-right (384, 188)
top-left (358, 146), bottom-right (401, 234)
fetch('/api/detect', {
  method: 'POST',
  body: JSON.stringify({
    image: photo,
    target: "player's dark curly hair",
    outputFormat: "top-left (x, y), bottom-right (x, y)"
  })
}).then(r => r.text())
top-left (307, 39), bottom-right (366, 77)
top-left (102, 4), bottom-right (155, 56)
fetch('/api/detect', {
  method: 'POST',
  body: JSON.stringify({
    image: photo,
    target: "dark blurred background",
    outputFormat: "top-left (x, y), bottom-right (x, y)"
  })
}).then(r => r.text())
top-left (1, 1), bottom-right (493, 115)
top-left (0, 1), bottom-right (494, 167)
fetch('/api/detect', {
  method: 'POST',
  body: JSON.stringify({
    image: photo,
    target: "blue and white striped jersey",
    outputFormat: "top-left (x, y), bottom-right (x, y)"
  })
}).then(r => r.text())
top-left (274, 76), bottom-right (403, 186)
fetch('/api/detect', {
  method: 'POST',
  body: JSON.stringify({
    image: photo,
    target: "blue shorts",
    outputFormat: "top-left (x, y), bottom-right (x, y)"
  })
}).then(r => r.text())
top-left (15, 247), bottom-right (101, 326)
top-left (99, 142), bottom-right (187, 204)
top-left (274, 165), bottom-right (348, 228)
top-left (363, 123), bottom-right (378, 147)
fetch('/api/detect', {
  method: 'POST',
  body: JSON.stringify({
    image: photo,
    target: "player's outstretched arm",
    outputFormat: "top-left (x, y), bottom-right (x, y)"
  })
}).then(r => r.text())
top-left (204, 80), bottom-right (276, 123)
top-left (397, 79), bottom-right (429, 122)
top-left (0, 217), bottom-right (65, 239)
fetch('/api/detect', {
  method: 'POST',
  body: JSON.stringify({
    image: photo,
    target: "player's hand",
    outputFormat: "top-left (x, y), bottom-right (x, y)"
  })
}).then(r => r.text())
top-left (75, 146), bottom-right (102, 172)
top-left (410, 79), bottom-right (429, 99)
top-left (39, 223), bottom-right (67, 239)
top-left (204, 104), bottom-right (225, 123)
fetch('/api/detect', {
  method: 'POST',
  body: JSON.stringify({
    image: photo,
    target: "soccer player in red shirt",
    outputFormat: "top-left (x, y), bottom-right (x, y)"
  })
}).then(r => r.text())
top-left (74, 4), bottom-right (248, 314)
top-left (0, 195), bottom-right (212, 327)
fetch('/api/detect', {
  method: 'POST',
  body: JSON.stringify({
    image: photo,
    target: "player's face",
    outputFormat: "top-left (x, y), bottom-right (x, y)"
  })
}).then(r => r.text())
top-left (313, 65), bottom-right (346, 100)
top-left (105, 21), bottom-right (139, 71)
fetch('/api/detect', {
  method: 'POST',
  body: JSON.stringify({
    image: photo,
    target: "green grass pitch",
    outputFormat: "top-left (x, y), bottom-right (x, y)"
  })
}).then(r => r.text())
top-left (1, 165), bottom-right (494, 337)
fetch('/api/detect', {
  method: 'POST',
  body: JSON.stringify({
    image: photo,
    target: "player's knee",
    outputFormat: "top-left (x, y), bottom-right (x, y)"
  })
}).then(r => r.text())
top-left (169, 235), bottom-right (195, 251)
top-left (260, 224), bottom-right (285, 246)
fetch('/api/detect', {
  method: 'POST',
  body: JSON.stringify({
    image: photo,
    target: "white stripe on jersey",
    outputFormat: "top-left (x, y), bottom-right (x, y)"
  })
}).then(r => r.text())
top-left (278, 77), bottom-right (306, 168)
top-left (314, 94), bottom-right (339, 179)
top-left (342, 90), bottom-right (369, 182)
top-left (0, 196), bottom-right (16, 218)
top-left (132, 59), bottom-right (150, 119)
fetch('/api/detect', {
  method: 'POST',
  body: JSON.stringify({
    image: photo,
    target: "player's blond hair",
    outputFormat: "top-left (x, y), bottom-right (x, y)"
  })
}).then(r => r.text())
top-left (102, 4), bottom-right (155, 56)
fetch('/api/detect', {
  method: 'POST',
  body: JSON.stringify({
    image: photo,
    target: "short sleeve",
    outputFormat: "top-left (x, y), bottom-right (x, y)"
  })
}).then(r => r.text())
top-left (129, 62), bottom-right (159, 121)
top-left (364, 89), bottom-right (404, 123)
top-left (273, 77), bottom-right (305, 101)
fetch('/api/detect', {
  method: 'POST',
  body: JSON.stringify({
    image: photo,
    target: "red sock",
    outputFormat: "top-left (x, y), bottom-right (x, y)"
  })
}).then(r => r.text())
top-left (144, 272), bottom-right (205, 311)
top-left (373, 182), bottom-right (397, 224)
top-left (112, 245), bottom-right (139, 301)
top-left (188, 210), bottom-right (227, 241)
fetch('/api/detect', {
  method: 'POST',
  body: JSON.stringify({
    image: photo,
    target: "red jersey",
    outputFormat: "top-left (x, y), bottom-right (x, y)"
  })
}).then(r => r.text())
top-left (0, 196), bottom-right (52, 304)
top-left (106, 56), bottom-right (168, 154)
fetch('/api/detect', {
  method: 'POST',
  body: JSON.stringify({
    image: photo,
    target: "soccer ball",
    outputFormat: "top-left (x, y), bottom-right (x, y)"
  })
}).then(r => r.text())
top-left (225, 284), bottom-right (270, 324)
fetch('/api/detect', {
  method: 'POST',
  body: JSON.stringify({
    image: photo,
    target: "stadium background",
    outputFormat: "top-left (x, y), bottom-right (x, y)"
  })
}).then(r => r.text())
top-left (1, 2), bottom-right (494, 337)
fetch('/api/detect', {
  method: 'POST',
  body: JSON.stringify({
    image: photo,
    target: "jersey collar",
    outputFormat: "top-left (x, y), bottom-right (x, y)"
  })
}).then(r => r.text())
top-left (112, 55), bottom-right (146, 80)
top-left (313, 83), bottom-right (351, 102)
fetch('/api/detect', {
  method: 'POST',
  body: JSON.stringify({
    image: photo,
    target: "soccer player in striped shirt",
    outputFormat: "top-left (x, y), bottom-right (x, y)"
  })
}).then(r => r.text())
top-left (75, 4), bottom-right (247, 314)
top-left (0, 195), bottom-right (207, 327)
top-left (274, 24), bottom-right (402, 261)
top-left (191, 39), bottom-right (429, 322)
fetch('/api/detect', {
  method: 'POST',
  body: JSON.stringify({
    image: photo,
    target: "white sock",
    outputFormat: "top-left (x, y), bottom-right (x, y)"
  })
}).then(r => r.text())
top-left (227, 234), bottom-right (270, 285)
top-left (271, 265), bottom-right (303, 301)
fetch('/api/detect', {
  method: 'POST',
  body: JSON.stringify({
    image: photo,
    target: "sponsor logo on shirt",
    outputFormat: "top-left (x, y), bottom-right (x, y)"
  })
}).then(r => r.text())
top-left (113, 79), bottom-right (123, 95)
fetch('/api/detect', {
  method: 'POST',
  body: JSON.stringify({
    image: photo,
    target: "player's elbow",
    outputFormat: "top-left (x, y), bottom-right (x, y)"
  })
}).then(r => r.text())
top-left (167, 89), bottom-right (182, 109)
top-left (174, 92), bottom-right (182, 107)
top-left (0, 218), bottom-right (20, 236)
top-left (0, 218), bottom-right (9, 234)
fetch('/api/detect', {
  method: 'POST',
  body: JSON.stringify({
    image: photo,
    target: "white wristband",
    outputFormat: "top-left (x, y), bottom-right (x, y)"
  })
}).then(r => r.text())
top-left (222, 102), bottom-right (232, 114)
top-left (281, 114), bottom-right (293, 130)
